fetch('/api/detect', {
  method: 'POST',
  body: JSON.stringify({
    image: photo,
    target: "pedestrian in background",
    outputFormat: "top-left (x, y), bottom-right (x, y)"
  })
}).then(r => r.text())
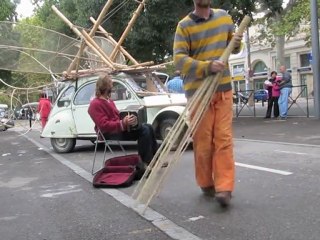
top-left (278, 65), bottom-right (292, 120)
top-left (265, 71), bottom-right (279, 118)
top-left (37, 93), bottom-right (52, 129)
top-left (173, 0), bottom-right (242, 207)
top-left (27, 107), bottom-right (33, 128)
top-left (166, 70), bottom-right (185, 93)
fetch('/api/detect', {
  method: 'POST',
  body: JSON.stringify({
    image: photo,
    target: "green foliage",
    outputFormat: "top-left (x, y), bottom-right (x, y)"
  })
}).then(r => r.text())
top-left (119, 0), bottom-right (194, 63)
top-left (0, 0), bottom-right (17, 88)
top-left (0, 0), bottom-right (16, 21)
top-left (251, 0), bottom-right (309, 45)
top-left (212, 0), bottom-right (256, 24)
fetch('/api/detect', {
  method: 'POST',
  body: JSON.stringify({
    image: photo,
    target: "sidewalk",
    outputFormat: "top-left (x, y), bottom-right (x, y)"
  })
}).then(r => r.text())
top-left (234, 97), bottom-right (314, 118)
top-left (233, 116), bottom-right (320, 145)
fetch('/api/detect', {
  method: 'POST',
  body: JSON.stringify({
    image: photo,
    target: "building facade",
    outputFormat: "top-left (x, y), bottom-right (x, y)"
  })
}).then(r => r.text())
top-left (229, 37), bottom-right (313, 99)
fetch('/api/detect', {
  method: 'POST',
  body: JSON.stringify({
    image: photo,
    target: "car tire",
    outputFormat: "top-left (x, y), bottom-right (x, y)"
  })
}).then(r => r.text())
top-left (51, 138), bottom-right (76, 153)
top-left (159, 118), bottom-right (187, 151)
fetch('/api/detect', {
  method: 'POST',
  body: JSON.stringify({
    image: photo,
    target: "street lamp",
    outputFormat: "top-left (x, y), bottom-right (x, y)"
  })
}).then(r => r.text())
top-left (310, 0), bottom-right (320, 118)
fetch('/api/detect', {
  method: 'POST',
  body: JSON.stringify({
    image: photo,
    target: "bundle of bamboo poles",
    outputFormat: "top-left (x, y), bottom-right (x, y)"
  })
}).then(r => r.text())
top-left (51, 0), bottom-right (154, 78)
top-left (132, 16), bottom-right (252, 212)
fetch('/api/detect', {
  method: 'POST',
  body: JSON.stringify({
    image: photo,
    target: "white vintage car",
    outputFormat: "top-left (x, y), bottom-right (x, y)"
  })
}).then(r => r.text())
top-left (41, 72), bottom-right (187, 153)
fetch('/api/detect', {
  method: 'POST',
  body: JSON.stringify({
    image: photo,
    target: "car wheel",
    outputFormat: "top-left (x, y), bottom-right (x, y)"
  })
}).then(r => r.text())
top-left (160, 118), bottom-right (186, 151)
top-left (51, 138), bottom-right (76, 153)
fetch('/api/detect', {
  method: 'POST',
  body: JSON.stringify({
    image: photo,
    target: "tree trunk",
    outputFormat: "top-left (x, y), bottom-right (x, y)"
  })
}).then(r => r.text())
top-left (275, 13), bottom-right (285, 69)
top-left (276, 35), bottom-right (285, 68)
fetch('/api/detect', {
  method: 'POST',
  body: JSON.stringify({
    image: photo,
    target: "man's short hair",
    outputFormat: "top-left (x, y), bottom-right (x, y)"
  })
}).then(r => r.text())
top-left (174, 70), bottom-right (181, 77)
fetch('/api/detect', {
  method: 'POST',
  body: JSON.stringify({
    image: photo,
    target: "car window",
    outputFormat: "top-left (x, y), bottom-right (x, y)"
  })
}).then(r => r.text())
top-left (57, 86), bottom-right (75, 107)
top-left (74, 82), bottom-right (95, 105)
top-left (0, 108), bottom-right (5, 118)
top-left (111, 81), bottom-right (132, 101)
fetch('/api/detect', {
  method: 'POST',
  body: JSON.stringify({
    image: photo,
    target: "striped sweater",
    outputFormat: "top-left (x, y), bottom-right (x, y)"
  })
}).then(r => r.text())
top-left (173, 9), bottom-right (236, 98)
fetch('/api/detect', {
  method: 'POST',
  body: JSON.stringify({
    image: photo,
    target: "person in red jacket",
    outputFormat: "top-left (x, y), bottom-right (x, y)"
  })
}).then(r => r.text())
top-left (37, 93), bottom-right (51, 129)
top-left (88, 74), bottom-right (158, 165)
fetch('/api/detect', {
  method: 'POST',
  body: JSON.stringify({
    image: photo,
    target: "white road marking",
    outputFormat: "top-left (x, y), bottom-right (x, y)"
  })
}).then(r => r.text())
top-left (2, 153), bottom-right (11, 157)
top-left (24, 135), bottom-right (202, 240)
top-left (235, 162), bottom-right (293, 176)
top-left (274, 150), bottom-right (309, 155)
top-left (0, 216), bottom-right (18, 221)
top-left (235, 138), bottom-right (320, 148)
top-left (0, 177), bottom-right (38, 188)
top-left (187, 216), bottom-right (205, 222)
top-left (41, 189), bottom-right (83, 198)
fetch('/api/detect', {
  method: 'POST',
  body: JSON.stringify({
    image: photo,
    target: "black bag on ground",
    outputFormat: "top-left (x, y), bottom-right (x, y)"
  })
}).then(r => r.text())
top-left (93, 154), bottom-right (145, 188)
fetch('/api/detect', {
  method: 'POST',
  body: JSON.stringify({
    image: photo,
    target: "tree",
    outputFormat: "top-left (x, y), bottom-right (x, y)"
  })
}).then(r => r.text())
top-left (0, 0), bottom-right (16, 21)
top-left (32, 0), bottom-right (261, 64)
top-left (0, 0), bottom-right (18, 89)
top-left (251, 0), bottom-right (302, 67)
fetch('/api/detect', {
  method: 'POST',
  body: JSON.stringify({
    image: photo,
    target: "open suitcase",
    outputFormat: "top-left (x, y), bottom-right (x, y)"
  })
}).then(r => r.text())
top-left (92, 154), bottom-right (145, 188)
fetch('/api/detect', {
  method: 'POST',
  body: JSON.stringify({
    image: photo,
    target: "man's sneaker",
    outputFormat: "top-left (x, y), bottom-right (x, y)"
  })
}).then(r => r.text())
top-left (215, 191), bottom-right (232, 207)
top-left (201, 186), bottom-right (215, 197)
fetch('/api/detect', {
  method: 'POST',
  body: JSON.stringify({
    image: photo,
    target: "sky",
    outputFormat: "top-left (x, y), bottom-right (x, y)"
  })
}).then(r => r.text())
top-left (15, 0), bottom-right (290, 19)
top-left (16, 0), bottom-right (35, 18)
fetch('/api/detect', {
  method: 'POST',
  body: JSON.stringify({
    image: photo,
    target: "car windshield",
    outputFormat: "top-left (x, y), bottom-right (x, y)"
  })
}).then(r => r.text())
top-left (123, 75), bottom-right (145, 93)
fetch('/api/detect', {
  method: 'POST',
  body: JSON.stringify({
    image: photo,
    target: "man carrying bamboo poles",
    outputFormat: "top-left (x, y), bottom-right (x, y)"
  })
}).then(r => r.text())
top-left (173, 0), bottom-right (242, 207)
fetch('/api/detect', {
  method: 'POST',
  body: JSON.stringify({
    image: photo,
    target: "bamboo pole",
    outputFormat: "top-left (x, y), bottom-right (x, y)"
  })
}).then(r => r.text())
top-left (51, 5), bottom-right (116, 70)
top-left (90, 17), bottom-right (154, 67)
top-left (132, 16), bottom-right (252, 212)
top-left (66, 0), bottom-right (114, 74)
top-left (62, 67), bottom-right (112, 78)
top-left (120, 65), bottom-right (166, 72)
top-left (109, 0), bottom-right (147, 61)
top-left (90, 17), bottom-right (139, 65)
top-left (81, 29), bottom-right (126, 69)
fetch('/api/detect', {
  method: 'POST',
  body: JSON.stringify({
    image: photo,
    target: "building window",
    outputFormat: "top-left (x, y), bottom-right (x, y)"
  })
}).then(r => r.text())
top-left (254, 79), bottom-right (266, 90)
top-left (232, 64), bottom-right (245, 76)
top-left (253, 61), bottom-right (267, 73)
top-left (272, 56), bottom-right (291, 70)
top-left (285, 57), bottom-right (291, 70)
top-left (300, 53), bottom-right (311, 67)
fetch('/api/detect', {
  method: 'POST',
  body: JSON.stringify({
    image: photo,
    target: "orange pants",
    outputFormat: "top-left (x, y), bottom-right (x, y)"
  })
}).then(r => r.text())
top-left (192, 90), bottom-right (234, 192)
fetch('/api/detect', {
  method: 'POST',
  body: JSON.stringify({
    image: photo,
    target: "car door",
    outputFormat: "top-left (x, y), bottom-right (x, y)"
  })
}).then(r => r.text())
top-left (72, 79), bottom-right (140, 136)
top-left (112, 80), bottom-right (140, 111)
top-left (72, 81), bottom-right (96, 135)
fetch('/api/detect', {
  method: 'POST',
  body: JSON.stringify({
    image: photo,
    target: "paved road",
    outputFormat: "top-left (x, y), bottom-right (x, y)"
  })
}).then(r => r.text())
top-left (1, 116), bottom-right (320, 240)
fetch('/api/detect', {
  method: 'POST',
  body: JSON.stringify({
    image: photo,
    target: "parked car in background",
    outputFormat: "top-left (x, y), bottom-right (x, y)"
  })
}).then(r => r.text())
top-left (0, 104), bottom-right (14, 131)
top-left (153, 71), bottom-right (170, 84)
top-left (254, 89), bottom-right (268, 102)
top-left (21, 102), bottom-right (40, 120)
top-left (0, 104), bottom-right (8, 118)
top-left (41, 71), bottom-right (187, 153)
top-left (233, 89), bottom-right (268, 104)
top-left (233, 92), bottom-right (248, 104)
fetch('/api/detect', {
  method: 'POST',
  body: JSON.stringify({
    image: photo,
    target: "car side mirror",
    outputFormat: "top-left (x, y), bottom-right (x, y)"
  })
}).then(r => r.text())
top-left (64, 100), bottom-right (70, 107)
